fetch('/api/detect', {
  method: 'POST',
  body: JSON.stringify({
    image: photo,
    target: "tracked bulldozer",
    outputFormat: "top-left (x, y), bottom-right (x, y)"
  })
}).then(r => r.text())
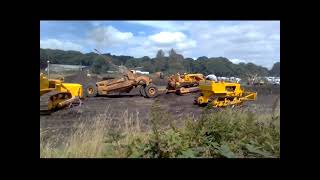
top-left (166, 73), bottom-right (205, 95)
top-left (40, 73), bottom-right (83, 114)
top-left (195, 80), bottom-right (257, 108)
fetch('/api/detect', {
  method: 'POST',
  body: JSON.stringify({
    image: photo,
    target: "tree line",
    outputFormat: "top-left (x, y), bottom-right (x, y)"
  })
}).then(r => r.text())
top-left (40, 48), bottom-right (280, 77)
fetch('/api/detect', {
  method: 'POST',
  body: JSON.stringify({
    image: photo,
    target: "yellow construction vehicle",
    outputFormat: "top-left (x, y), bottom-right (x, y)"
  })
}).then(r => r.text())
top-left (85, 68), bottom-right (159, 98)
top-left (167, 73), bottom-right (205, 95)
top-left (40, 73), bottom-right (83, 114)
top-left (195, 80), bottom-right (257, 108)
top-left (85, 49), bottom-right (159, 98)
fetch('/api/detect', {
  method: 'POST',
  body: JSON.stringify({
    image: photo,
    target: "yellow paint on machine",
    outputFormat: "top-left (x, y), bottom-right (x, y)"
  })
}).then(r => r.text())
top-left (196, 80), bottom-right (257, 107)
top-left (40, 73), bottom-right (83, 112)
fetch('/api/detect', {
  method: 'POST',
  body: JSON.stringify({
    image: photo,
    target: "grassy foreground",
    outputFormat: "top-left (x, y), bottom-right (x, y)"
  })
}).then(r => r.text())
top-left (40, 103), bottom-right (280, 158)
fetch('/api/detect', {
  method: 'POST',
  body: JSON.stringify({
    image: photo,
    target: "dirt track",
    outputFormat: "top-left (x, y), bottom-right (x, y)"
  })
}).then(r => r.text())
top-left (41, 89), bottom-right (279, 138)
top-left (41, 72), bottom-right (280, 138)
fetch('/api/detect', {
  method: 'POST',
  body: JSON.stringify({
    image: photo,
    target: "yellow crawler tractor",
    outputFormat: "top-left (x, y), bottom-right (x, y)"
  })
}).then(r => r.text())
top-left (167, 73), bottom-right (205, 95)
top-left (195, 80), bottom-right (257, 108)
top-left (40, 73), bottom-right (83, 114)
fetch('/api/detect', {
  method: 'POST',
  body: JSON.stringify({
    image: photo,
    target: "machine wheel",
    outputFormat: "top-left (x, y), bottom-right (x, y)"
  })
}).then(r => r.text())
top-left (139, 85), bottom-right (147, 97)
top-left (85, 83), bottom-right (97, 97)
top-left (138, 80), bottom-right (147, 86)
top-left (145, 84), bottom-right (158, 98)
top-left (159, 72), bottom-right (164, 79)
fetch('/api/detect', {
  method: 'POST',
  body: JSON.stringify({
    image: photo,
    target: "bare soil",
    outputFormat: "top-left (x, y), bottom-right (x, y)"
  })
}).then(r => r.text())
top-left (41, 73), bottom-right (280, 139)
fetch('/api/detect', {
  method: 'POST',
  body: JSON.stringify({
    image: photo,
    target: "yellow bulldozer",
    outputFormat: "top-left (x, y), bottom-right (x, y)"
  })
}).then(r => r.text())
top-left (166, 73), bottom-right (205, 95)
top-left (195, 80), bottom-right (257, 108)
top-left (40, 73), bottom-right (83, 114)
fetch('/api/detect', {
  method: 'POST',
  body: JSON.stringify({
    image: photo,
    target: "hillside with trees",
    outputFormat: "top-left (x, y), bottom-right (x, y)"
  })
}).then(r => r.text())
top-left (269, 62), bottom-right (280, 76)
top-left (40, 48), bottom-right (279, 77)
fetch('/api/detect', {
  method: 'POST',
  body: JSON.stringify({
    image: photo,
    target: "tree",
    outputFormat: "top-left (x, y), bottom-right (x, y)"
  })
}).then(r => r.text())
top-left (168, 49), bottom-right (184, 73)
top-left (183, 58), bottom-right (194, 73)
top-left (91, 56), bottom-right (111, 74)
top-left (156, 49), bottom-right (165, 59)
top-left (168, 49), bottom-right (176, 58)
top-left (40, 48), bottom-right (277, 76)
top-left (197, 56), bottom-right (209, 61)
top-left (40, 57), bottom-right (48, 69)
top-left (269, 62), bottom-right (280, 76)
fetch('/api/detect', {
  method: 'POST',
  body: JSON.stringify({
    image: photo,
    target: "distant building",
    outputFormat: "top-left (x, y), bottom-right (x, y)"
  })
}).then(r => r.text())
top-left (46, 64), bottom-right (88, 72)
top-left (206, 74), bottom-right (217, 81)
top-left (131, 69), bottom-right (149, 75)
top-left (136, 70), bottom-right (149, 75)
top-left (215, 76), bottom-right (241, 83)
top-left (264, 76), bottom-right (280, 83)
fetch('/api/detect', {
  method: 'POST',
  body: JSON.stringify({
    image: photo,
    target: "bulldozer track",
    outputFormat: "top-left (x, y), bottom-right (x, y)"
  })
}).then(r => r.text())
top-left (40, 91), bottom-right (60, 114)
top-left (40, 91), bottom-right (72, 114)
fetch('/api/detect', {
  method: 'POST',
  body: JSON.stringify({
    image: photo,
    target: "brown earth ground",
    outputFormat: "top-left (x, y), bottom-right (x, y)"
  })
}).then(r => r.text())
top-left (40, 73), bottom-right (280, 139)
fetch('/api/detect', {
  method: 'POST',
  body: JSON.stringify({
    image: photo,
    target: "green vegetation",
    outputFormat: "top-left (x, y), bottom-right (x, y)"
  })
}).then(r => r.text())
top-left (40, 103), bottom-right (280, 158)
top-left (269, 62), bottom-right (280, 76)
top-left (40, 48), bottom-right (279, 77)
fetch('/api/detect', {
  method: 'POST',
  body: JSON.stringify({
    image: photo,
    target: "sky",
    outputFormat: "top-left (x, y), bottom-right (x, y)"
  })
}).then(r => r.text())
top-left (40, 20), bottom-right (280, 69)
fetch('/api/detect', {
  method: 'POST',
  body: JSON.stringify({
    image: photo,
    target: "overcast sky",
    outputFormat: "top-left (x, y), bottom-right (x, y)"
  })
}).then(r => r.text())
top-left (40, 20), bottom-right (280, 69)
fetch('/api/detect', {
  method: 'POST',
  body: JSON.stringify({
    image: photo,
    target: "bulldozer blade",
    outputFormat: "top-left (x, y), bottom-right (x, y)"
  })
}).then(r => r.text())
top-left (166, 89), bottom-right (176, 93)
top-left (57, 96), bottom-right (81, 108)
top-left (176, 87), bottom-right (200, 95)
top-left (241, 92), bottom-right (257, 101)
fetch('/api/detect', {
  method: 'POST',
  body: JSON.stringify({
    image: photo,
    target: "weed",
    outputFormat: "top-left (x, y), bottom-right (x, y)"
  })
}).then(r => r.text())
top-left (40, 105), bottom-right (280, 158)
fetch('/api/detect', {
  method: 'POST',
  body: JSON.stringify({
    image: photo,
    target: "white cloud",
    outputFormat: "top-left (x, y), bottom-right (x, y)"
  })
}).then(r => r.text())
top-left (185, 21), bottom-right (280, 68)
top-left (89, 21), bottom-right (279, 68)
top-left (91, 21), bottom-right (103, 27)
top-left (211, 25), bottom-right (247, 35)
top-left (269, 34), bottom-right (280, 40)
top-left (99, 31), bottom-right (198, 58)
top-left (40, 39), bottom-right (84, 51)
top-left (41, 21), bottom-right (279, 68)
top-left (126, 46), bottom-right (158, 58)
top-left (177, 40), bottom-right (197, 50)
top-left (230, 58), bottom-right (247, 64)
top-left (126, 21), bottom-right (190, 31)
top-left (245, 31), bottom-right (266, 39)
top-left (88, 26), bottom-right (133, 47)
top-left (149, 32), bottom-right (187, 44)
